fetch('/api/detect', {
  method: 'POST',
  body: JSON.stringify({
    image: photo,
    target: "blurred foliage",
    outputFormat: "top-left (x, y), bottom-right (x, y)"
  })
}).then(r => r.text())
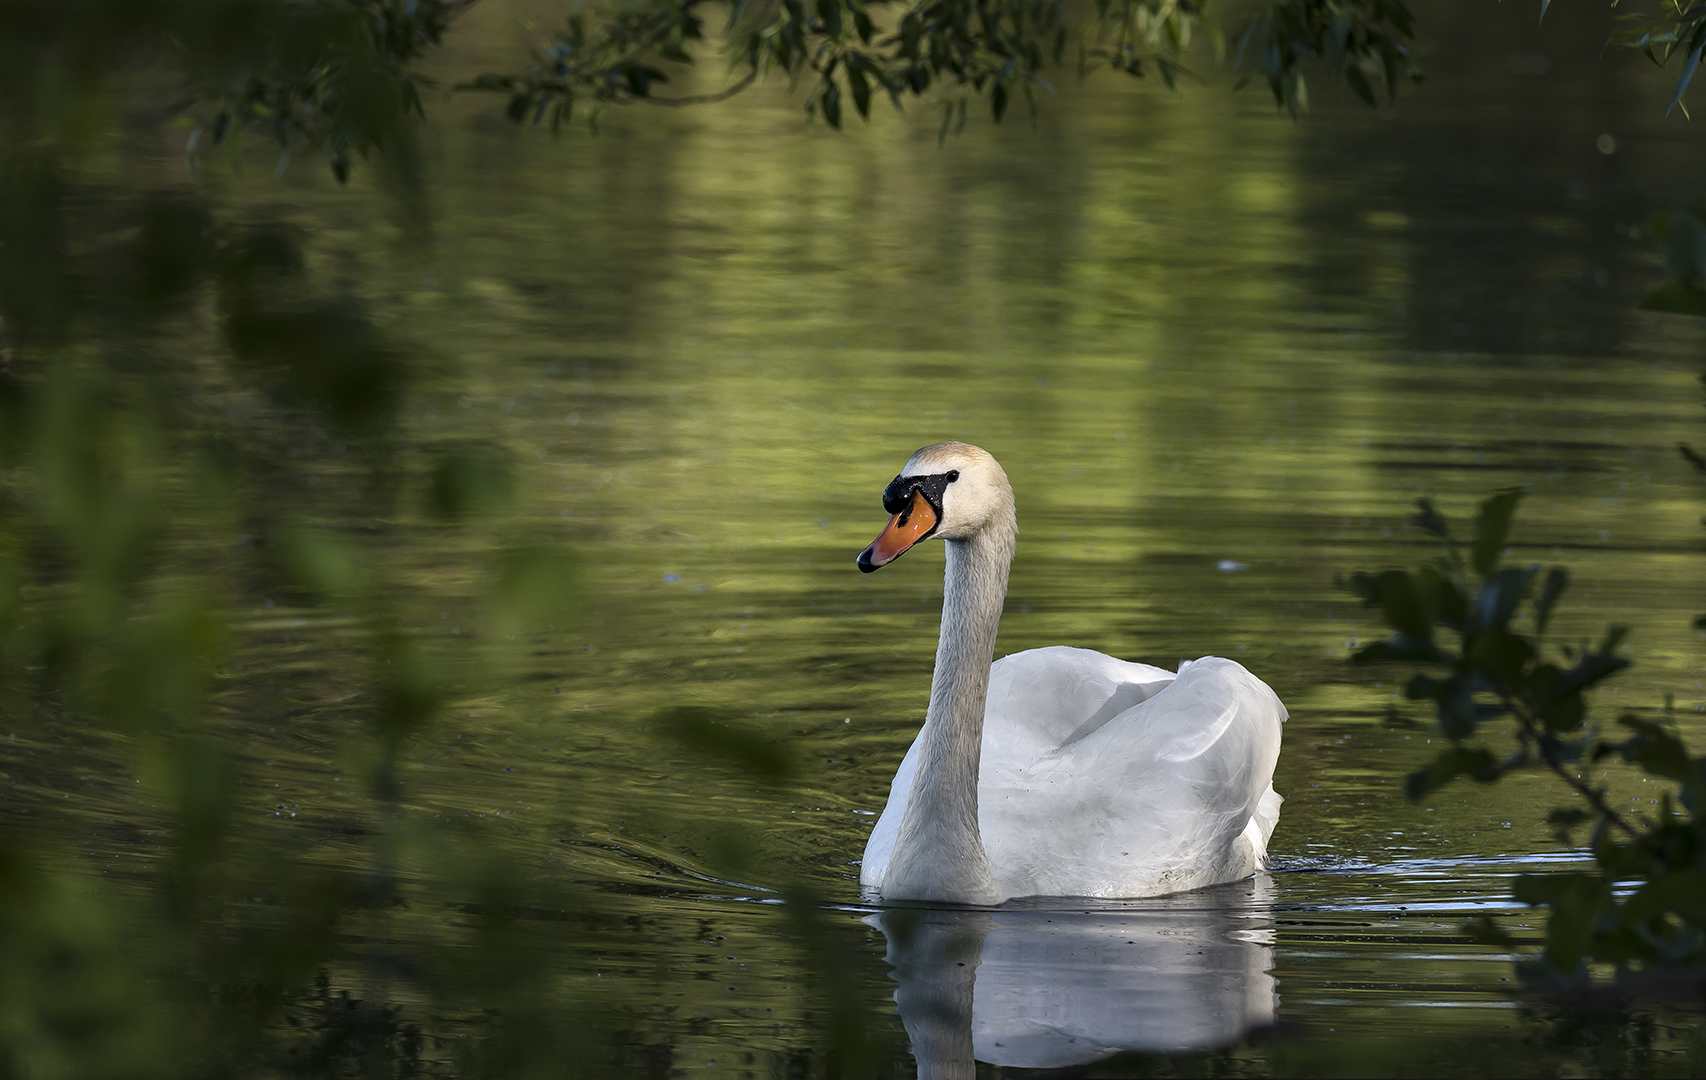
top-left (0, 6), bottom-right (880, 1077)
top-left (1643, 207), bottom-right (1706, 316)
top-left (1351, 493), bottom-right (1706, 982)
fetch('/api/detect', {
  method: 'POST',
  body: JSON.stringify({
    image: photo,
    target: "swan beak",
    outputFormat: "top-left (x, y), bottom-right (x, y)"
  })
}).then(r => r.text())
top-left (857, 489), bottom-right (938, 573)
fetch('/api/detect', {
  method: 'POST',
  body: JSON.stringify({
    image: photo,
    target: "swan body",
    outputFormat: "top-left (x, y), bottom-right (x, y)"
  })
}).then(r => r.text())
top-left (855, 442), bottom-right (1285, 904)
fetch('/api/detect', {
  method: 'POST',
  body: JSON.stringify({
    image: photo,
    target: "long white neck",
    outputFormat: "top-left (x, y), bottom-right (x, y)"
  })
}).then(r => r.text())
top-left (881, 509), bottom-right (1016, 904)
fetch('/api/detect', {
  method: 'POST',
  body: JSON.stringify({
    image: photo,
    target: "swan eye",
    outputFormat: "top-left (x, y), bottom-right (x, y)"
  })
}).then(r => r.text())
top-left (947, 470), bottom-right (959, 482)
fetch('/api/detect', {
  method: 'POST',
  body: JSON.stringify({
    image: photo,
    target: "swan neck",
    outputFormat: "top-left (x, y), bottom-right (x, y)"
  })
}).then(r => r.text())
top-left (883, 516), bottom-right (1015, 904)
top-left (930, 531), bottom-right (1011, 733)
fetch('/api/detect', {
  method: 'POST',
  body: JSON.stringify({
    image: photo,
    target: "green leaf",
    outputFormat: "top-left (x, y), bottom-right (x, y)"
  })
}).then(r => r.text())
top-left (1375, 570), bottom-right (1431, 640)
top-left (822, 80), bottom-right (842, 129)
top-left (1231, 17), bottom-right (1259, 71)
top-left (1352, 637), bottom-right (1439, 665)
top-left (1625, 871), bottom-right (1706, 930)
top-left (1618, 716), bottom-right (1699, 784)
top-left (489, 547), bottom-right (579, 637)
top-left (1405, 745), bottom-right (1501, 801)
top-left (1404, 672), bottom-right (1441, 701)
top-left (847, 67), bottom-right (871, 119)
top-left (1462, 914), bottom-right (1518, 948)
top-left (1434, 679), bottom-right (1481, 738)
top-left (1471, 488), bottom-right (1524, 577)
top-left (429, 443), bottom-right (515, 518)
top-left (1512, 871), bottom-right (1610, 976)
top-left (1466, 626), bottom-right (1532, 681)
top-left (164, 734), bottom-right (234, 866)
top-left (1472, 565), bottom-right (1536, 631)
top-left (1411, 497), bottom-right (1450, 539)
top-left (1532, 666), bottom-right (1585, 731)
top-left (1414, 565), bottom-right (1466, 629)
top-left (1640, 280), bottom-right (1706, 316)
top-left (276, 525), bottom-right (361, 597)
top-left (1669, 41), bottom-right (1704, 117)
top-left (1533, 567), bottom-right (1567, 636)
top-left (374, 630), bottom-right (442, 746)
top-left (1597, 623), bottom-right (1629, 656)
top-left (1558, 650), bottom-right (1628, 697)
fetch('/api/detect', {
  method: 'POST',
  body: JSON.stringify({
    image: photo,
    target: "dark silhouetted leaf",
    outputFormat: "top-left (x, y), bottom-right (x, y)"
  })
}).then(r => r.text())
top-left (1641, 280), bottom-right (1706, 315)
top-left (1352, 636), bottom-right (1439, 665)
top-left (1680, 442), bottom-right (1706, 474)
top-left (1405, 745), bottom-right (1500, 800)
top-left (1462, 914), bottom-right (1518, 948)
top-left (429, 443), bottom-right (515, 518)
top-left (1411, 497), bottom-right (1449, 539)
top-left (1669, 41), bottom-right (1704, 117)
top-left (1619, 716), bottom-right (1699, 785)
top-left (1471, 488), bottom-right (1523, 578)
top-left (1512, 871), bottom-right (1610, 976)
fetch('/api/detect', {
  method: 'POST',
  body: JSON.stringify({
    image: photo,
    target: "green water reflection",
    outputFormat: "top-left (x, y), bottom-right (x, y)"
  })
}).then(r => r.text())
top-left (9, 0), bottom-right (1706, 1075)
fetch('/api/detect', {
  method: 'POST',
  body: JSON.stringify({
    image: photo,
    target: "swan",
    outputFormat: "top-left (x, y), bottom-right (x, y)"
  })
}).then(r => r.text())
top-left (855, 441), bottom-right (1286, 905)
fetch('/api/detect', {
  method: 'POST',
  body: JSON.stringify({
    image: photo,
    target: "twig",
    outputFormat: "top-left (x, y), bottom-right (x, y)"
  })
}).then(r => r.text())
top-left (637, 71), bottom-right (757, 105)
top-left (1496, 687), bottom-right (1659, 856)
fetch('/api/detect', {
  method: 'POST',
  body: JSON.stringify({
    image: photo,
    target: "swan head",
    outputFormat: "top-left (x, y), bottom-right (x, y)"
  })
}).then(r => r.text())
top-left (856, 442), bottom-right (1013, 572)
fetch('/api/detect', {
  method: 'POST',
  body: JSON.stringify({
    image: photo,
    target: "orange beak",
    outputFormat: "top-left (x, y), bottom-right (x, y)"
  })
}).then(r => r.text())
top-left (856, 489), bottom-right (938, 573)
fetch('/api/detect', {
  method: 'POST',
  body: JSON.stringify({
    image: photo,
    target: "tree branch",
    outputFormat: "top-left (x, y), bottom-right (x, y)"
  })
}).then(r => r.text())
top-left (1496, 687), bottom-right (1658, 856)
top-left (637, 71), bottom-right (757, 105)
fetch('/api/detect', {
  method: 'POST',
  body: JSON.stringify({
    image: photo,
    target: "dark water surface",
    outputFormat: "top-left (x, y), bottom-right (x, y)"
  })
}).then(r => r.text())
top-left (11, 0), bottom-right (1706, 1075)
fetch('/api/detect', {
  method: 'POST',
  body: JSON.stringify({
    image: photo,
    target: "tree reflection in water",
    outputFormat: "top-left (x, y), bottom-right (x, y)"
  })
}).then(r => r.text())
top-left (867, 875), bottom-right (1277, 1076)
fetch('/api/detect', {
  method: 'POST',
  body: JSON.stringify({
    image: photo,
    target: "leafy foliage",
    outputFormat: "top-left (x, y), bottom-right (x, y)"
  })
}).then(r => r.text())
top-left (1233, 0), bottom-right (1420, 115)
top-left (465, 0), bottom-right (1423, 135)
top-left (181, 0), bottom-right (472, 183)
top-left (1611, 0), bottom-right (1706, 117)
top-left (0, 0), bottom-right (1426, 186)
top-left (1353, 492), bottom-right (1706, 981)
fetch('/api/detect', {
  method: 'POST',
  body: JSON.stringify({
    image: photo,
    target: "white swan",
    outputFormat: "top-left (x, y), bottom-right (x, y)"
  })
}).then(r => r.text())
top-left (855, 442), bottom-right (1286, 905)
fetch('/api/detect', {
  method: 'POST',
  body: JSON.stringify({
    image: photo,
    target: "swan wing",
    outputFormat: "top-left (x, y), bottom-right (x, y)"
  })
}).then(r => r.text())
top-left (861, 646), bottom-right (1172, 893)
top-left (980, 656), bottom-right (1285, 899)
top-left (982, 646), bottom-right (1177, 766)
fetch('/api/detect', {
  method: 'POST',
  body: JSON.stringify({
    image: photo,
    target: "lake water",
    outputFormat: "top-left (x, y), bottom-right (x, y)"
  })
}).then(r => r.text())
top-left (9, 0), bottom-right (1706, 1075)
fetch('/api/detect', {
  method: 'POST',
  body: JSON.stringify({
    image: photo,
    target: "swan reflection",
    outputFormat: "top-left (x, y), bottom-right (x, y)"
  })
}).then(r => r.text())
top-left (867, 876), bottom-right (1276, 1076)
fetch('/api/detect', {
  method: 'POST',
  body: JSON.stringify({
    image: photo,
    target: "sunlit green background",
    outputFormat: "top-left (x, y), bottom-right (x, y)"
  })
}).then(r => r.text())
top-left (6, 0), bottom-right (1706, 1076)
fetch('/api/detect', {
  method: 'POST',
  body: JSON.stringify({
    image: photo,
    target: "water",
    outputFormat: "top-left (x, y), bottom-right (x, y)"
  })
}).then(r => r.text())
top-left (9, 0), bottom-right (1706, 1075)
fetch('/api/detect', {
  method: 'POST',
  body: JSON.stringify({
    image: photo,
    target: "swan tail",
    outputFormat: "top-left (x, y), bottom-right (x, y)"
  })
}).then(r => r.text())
top-left (1236, 784), bottom-right (1284, 871)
